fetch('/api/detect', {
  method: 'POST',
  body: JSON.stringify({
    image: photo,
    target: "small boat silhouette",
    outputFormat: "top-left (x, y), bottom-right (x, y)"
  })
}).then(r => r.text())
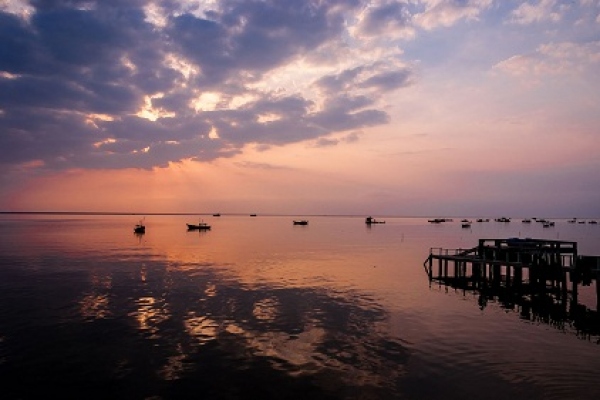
top-left (365, 216), bottom-right (385, 224)
top-left (187, 220), bottom-right (211, 230)
top-left (134, 218), bottom-right (145, 234)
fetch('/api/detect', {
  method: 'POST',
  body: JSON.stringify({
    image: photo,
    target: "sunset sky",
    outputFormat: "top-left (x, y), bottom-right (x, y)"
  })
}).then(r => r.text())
top-left (1, 0), bottom-right (599, 217)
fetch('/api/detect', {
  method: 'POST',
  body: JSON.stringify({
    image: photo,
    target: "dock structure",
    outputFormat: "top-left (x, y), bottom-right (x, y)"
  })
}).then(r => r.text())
top-left (425, 238), bottom-right (600, 311)
top-left (425, 238), bottom-right (600, 340)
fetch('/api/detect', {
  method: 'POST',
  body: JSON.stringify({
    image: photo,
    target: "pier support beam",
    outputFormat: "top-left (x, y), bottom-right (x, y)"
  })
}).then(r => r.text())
top-left (596, 270), bottom-right (600, 313)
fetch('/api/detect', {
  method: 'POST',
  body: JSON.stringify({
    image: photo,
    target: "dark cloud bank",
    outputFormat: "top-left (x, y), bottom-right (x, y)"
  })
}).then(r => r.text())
top-left (0, 0), bottom-right (413, 170)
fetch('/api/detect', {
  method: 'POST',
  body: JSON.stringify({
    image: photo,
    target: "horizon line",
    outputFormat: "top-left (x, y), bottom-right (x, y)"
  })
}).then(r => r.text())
top-left (0, 211), bottom-right (596, 219)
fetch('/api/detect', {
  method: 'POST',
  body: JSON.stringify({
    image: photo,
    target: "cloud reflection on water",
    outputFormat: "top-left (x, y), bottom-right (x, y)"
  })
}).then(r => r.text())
top-left (61, 250), bottom-right (410, 398)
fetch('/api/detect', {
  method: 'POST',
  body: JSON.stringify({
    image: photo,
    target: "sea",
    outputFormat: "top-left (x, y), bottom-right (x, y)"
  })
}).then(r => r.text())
top-left (0, 213), bottom-right (599, 400)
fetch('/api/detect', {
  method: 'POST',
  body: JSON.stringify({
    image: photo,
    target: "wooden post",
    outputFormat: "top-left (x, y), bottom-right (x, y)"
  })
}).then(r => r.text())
top-left (428, 255), bottom-right (433, 281)
top-left (454, 260), bottom-right (459, 281)
top-left (514, 266), bottom-right (522, 286)
top-left (596, 268), bottom-right (600, 313)
top-left (444, 258), bottom-right (448, 280)
top-left (493, 263), bottom-right (501, 285)
top-left (473, 261), bottom-right (480, 283)
top-left (482, 260), bottom-right (487, 280)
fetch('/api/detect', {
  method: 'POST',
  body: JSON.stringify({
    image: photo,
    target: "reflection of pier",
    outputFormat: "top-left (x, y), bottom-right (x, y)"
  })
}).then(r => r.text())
top-left (424, 238), bottom-right (600, 340)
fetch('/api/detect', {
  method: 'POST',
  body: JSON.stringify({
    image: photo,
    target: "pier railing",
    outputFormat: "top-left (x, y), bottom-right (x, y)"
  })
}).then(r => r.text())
top-left (428, 239), bottom-right (579, 268)
top-left (428, 247), bottom-right (478, 257)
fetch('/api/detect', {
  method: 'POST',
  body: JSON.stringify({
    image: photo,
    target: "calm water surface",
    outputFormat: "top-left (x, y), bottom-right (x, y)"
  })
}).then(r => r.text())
top-left (0, 214), bottom-right (599, 399)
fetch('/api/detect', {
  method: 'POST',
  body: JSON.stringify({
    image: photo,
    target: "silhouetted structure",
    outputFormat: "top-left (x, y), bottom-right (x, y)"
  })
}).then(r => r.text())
top-left (365, 216), bottom-right (385, 224)
top-left (134, 219), bottom-right (145, 234)
top-left (424, 238), bottom-right (600, 341)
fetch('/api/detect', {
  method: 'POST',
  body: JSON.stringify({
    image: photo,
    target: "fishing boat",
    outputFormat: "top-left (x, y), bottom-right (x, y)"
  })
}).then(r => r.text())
top-left (187, 221), bottom-right (211, 230)
top-left (134, 219), bottom-right (145, 234)
top-left (428, 218), bottom-right (444, 223)
top-left (461, 221), bottom-right (472, 228)
top-left (365, 216), bottom-right (385, 224)
top-left (293, 220), bottom-right (308, 225)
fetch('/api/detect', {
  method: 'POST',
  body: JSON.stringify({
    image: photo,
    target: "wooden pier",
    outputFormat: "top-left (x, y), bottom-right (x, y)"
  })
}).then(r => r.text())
top-left (425, 238), bottom-right (600, 311)
top-left (425, 238), bottom-right (600, 340)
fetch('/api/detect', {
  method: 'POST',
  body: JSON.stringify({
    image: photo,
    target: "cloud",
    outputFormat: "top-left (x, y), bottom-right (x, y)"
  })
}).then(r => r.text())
top-left (359, 69), bottom-right (413, 90)
top-left (233, 161), bottom-right (295, 171)
top-left (343, 131), bottom-right (362, 143)
top-left (493, 41), bottom-right (600, 79)
top-left (415, 0), bottom-right (493, 30)
top-left (312, 131), bottom-right (363, 148)
top-left (0, 0), bottom-right (412, 172)
top-left (509, 0), bottom-right (564, 25)
top-left (2, 0), bottom-right (594, 176)
top-left (355, 0), bottom-right (415, 38)
top-left (312, 130), bottom-right (362, 147)
top-left (315, 65), bottom-right (413, 94)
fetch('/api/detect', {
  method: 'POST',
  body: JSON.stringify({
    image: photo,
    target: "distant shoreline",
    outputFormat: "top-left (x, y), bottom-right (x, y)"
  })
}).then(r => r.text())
top-left (0, 211), bottom-right (596, 219)
top-left (0, 211), bottom-right (380, 217)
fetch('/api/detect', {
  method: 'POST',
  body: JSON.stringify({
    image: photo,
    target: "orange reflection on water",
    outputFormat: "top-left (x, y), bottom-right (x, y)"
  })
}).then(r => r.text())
top-left (184, 312), bottom-right (218, 345)
top-left (159, 343), bottom-right (188, 381)
top-left (79, 293), bottom-right (111, 320)
top-left (204, 283), bottom-right (217, 297)
top-left (252, 297), bottom-right (280, 321)
top-left (79, 272), bottom-right (113, 320)
top-left (246, 325), bottom-right (326, 369)
top-left (131, 296), bottom-right (170, 338)
top-left (144, 216), bottom-right (424, 308)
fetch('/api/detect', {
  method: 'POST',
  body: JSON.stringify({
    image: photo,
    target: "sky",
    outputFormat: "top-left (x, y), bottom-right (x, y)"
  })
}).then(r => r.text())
top-left (0, 0), bottom-right (599, 217)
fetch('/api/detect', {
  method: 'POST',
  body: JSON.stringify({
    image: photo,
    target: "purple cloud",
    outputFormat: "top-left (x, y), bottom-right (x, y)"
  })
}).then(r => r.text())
top-left (0, 0), bottom-right (413, 171)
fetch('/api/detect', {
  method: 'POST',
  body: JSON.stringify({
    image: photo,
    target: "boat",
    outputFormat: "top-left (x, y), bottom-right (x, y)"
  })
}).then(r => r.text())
top-left (187, 221), bottom-right (211, 230)
top-left (250, 214), bottom-right (257, 217)
top-left (212, 213), bottom-right (221, 217)
top-left (365, 216), bottom-right (385, 224)
top-left (134, 219), bottom-right (145, 234)
top-left (293, 220), bottom-right (308, 225)
top-left (522, 219), bottom-right (531, 223)
top-left (461, 221), bottom-right (472, 228)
